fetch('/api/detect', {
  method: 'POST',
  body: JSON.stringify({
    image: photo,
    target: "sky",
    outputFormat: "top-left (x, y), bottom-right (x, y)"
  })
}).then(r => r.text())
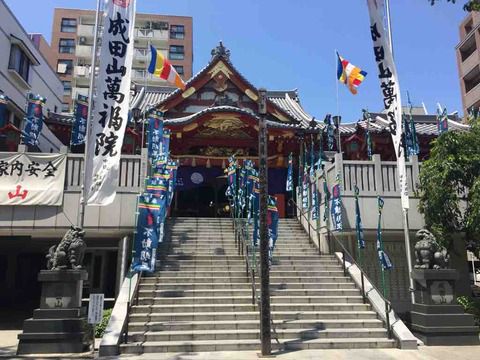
top-left (5, 0), bottom-right (468, 123)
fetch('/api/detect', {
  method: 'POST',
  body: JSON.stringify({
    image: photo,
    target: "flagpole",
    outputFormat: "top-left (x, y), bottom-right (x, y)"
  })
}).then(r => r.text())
top-left (77, 0), bottom-right (102, 228)
top-left (335, 49), bottom-right (339, 116)
top-left (385, 0), bottom-right (415, 304)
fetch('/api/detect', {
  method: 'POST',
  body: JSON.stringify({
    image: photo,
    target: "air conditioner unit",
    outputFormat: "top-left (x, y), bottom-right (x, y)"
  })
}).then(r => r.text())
top-left (79, 36), bottom-right (87, 45)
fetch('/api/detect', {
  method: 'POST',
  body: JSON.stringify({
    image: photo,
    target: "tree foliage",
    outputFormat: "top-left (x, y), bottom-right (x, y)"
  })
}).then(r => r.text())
top-left (418, 116), bottom-right (480, 253)
top-left (429, 0), bottom-right (480, 11)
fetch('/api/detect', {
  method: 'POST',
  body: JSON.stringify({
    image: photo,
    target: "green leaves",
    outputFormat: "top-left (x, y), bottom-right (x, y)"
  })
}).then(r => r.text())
top-left (429, 0), bottom-right (480, 11)
top-left (418, 116), bottom-right (480, 253)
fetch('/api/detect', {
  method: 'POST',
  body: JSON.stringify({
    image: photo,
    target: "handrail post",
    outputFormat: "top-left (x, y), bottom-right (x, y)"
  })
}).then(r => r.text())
top-left (361, 272), bottom-right (366, 304)
top-left (385, 301), bottom-right (392, 339)
top-left (342, 250), bottom-right (346, 276)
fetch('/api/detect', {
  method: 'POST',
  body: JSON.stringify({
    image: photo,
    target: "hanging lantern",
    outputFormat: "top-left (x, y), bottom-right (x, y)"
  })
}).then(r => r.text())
top-left (191, 157), bottom-right (196, 167)
top-left (206, 158), bottom-right (211, 168)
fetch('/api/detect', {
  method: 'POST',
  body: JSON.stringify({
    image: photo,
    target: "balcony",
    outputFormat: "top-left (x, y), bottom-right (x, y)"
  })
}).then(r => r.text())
top-left (75, 44), bottom-right (92, 58)
top-left (131, 69), bottom-right (165, 84)
top-left (135, 28), bottom-right (168, 41)
top-left (77, 24), bottom-right (95, 38)
top-left (460, 50), bottom-right (479, 78)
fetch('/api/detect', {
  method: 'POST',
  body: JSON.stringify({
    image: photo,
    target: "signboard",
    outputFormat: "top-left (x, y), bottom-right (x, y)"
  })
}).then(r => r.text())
top-left (0, 153), bottom-right (66, 206)
top-left (85, 0), bottom-right (137, 205)
top-left (88, 293), bottom-right (104, 324)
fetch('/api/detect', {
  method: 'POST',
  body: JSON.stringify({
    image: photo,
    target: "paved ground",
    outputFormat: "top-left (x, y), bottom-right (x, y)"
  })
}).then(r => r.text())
top-left (1, 331), bottom-right (480, 360)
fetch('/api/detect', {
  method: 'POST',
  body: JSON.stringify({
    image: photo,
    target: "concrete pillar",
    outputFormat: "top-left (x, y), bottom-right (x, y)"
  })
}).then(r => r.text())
top-left (116, 236), bottom-right (129, 296)
top-left (373, 154), bottom-right (383, 195)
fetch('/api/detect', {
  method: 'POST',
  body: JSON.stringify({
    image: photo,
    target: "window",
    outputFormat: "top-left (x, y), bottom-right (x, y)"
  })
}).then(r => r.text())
top-left (169, 45), bottom-right (184, 60)
top-left (62, 81), bottom-right (72, 96)
top-left (170, 25), bottom-right (185, 39)
top-left (8, 44), bottom-right (30, 83)
top-left (61, 103), bottom-right (70, 113)
top-left (464, 65), bottom-right (480, 93)
top-left (460, 35), bottom-right (477, 62)
top-left (151, 21), bottom-right (169, 30)
top-left (173, 65), bottom-right (184, 75)
top-left (59, 38), bottom-right (76, 54)
top-left (61, 18), bottom-right (77, 33)
top-left (465, 19), bottom-right (474, 36)
top-left (57, 59), bottom-right (73, 75)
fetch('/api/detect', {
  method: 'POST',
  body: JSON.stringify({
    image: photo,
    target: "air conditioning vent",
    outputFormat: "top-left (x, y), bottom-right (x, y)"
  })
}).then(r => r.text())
top-left (79, 36), bottom-right (87, 45)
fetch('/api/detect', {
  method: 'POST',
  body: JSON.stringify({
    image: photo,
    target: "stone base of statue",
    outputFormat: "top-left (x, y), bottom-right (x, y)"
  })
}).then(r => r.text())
top-left (410, 269), bottom-right (479, 346)
top-left (17, 270), bottom-right (91, 355)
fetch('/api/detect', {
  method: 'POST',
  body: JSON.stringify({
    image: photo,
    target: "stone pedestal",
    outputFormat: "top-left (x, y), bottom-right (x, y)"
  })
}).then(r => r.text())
top-left (17, 270), bottom-right (92, 355)
top-left (410, 269), bottom-right (479, 345)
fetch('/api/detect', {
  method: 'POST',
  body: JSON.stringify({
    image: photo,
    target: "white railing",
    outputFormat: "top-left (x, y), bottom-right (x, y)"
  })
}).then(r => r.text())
top-left (65, 153), bottom-right (145, 192)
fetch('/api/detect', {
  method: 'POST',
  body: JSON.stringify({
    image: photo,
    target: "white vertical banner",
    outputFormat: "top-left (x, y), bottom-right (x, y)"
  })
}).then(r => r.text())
top-left (366, 0), bottom-right (409, 209)
top-left (85, 0), bottom-right (136, 205)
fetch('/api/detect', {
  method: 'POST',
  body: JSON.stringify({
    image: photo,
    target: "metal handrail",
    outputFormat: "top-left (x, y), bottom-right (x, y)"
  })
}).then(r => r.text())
top-left (289, 198), bottom-right (393, 339)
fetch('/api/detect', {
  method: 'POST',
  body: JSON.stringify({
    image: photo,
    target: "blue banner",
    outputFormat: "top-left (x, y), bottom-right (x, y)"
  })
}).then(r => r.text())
top-left (405, 93), bottom-right (419, 157)
top-left (312, 184), bottom-right (319, 220)
top-left (166, 160), bottom-right (178, 207)
top-left (226, 164), bottom-right (237, 198)
top-left (376, 196), bottom-right (393, 270)
top-left (354, 185), bottom-right (365, 249)
top-left (0, 94), bottom-right (8, 129)
top-left (330, 182), bottom-right (343, 231)
top-left (322, 176), bottom-right (330, 222)
top-left (286, 153), bottom-right (293, 192)
top-left (302, 172), bottom-right (309, 209)
top-left (147, 110), bottom-right (164, 160)
top-left (132, 194), bottom-right (164, 273)
top-left (325, 114), bottom-right (335, 151)
top-left (71, 95), bottom-right (88, 145)
top-left (23, 94), bottom-right (45, 146)
top-left (437, 107), bottom-right (449, 134)
top-left (162, 128), bottom-right (171, 155)
top-left (268, 196), bottom-right (279, 262)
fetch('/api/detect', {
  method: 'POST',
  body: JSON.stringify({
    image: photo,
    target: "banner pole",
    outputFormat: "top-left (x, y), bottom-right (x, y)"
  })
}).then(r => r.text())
top-left (78, 0), bottom-right (102, 228)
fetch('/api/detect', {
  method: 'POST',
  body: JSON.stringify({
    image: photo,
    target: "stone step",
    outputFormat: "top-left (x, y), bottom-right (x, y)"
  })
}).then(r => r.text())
top-left (153, 270), bottom-right (345, 278)
top-left (128, 327), bottom-right (388, 342)
top-left (137, 295), bottom-right (365, 306)
top-left (128, 318), bottom-right (384, 332)
top-left (120, 337), bottom-right (395, 353)
top-left (131, 303), bottom-right (372, 314)
top-left (157, 265), bottom-right (342, 272)
top-left (141, 276), bottom-right (352, 284)
top-left (128, 310), bottom-right (379, 323)
top-left (137, 288), bottom-right (361, 298)
top-left (138, 282), bottom-right (357, 291)
top-left (162, 255), bottom-right (334, 261)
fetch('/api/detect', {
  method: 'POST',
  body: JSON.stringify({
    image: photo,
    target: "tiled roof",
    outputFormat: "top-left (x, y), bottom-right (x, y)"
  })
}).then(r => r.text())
top-left (358, 113), bottom-right (470, 136)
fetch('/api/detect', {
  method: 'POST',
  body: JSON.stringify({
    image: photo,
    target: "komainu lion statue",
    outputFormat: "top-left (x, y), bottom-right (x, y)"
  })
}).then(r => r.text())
top-left (46, 226), bottom-right (86, 270)
top-left (414, 229), bottom-right (449, 270)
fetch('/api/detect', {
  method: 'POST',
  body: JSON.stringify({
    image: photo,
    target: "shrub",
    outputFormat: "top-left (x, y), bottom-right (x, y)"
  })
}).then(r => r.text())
top-left (457, 296), bottom-right (480, 326)
top-left (95, 308), bottom-right (113, 338)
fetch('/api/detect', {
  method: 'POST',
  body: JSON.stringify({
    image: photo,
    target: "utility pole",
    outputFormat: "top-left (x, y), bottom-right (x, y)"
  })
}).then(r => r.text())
top-left (258, 88), bottom-right (271, 356)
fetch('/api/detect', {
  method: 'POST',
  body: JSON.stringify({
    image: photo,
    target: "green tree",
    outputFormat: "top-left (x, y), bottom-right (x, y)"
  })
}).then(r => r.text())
top-left (429, 0), bottom-right (480, 11)
top-left (418, 115), bottom-right (480, 254)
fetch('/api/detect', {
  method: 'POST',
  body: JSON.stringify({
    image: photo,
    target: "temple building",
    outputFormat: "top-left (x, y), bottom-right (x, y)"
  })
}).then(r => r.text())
top-left (0, 42), bottom-right (471, 329)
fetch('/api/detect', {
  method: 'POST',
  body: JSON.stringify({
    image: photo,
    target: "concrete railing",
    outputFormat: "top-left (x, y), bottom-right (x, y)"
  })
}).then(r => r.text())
top-left (64, 153), bottom-right (145, 192)
top-left (325, 153), bottom-right (420, 196)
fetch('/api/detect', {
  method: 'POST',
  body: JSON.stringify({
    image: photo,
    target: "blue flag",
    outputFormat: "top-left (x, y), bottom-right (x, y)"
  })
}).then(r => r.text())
top-left (354, 185), bottom-right (365, 249)
top-left (71, 95), bottom-right (88, 146)
top-left (286, 153), bottom-right (293, 192)
top-left (376, 196), bottom-right (393, 270)
top-left (23, 94), bottom-right (45, 146)
top-left (0, 95), bottom-right (8, 129)
top-left (322, 176), bottom-right (330, 222)
top-left (132, 194), bottom-right (164, 273)
top-left (147, 110), bottom-right (164, 161)
top-left (405, 93), bottom-right (419, 157)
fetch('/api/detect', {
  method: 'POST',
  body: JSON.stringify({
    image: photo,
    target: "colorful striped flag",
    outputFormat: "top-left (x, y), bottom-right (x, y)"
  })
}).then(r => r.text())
top-left (148, 45), bottom-right (186, 90)
top-left (336, 51), bottom-right (367, 95)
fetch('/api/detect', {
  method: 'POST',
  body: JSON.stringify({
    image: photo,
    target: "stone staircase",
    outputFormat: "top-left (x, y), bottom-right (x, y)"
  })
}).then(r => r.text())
top-left (120, 217), bottom-right (395, 354)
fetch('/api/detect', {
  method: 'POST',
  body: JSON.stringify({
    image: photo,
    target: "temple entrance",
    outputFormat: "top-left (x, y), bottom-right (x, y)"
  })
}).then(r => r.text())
top-left (172, 166), bottom-right (230, 217)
